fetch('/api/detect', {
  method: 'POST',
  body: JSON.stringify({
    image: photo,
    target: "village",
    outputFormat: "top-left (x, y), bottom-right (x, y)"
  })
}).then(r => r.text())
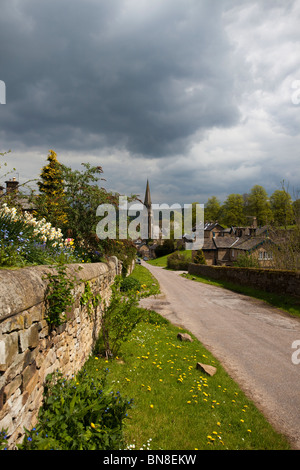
top-left (135, 180), bottom-right (293, 269)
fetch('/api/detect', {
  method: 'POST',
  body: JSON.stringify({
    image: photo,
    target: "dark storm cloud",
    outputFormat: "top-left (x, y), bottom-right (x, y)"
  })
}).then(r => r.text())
top-left (0, 0), bottom-right (240, 157)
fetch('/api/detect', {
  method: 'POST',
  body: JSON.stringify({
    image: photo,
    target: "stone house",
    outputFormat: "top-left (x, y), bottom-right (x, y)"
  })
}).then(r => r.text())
top-left (203, 222), bottom-right (225, 239)
top-left (136, 243), bottom-right (150, 258)
top-left (0, 177), bottom-right (36, 213)
top-left (196, 222), bottom-right (274, 267)
top-left (230, 236), bottom-right (274, 267)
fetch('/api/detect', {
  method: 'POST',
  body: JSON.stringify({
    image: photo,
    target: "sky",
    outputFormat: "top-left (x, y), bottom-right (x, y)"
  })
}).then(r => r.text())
top-left (0, 0), bottom-right (299, 206)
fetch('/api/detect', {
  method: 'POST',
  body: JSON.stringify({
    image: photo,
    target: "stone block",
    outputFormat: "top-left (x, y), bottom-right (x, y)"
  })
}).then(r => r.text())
top-left (19, 324), bottom-right (39, 352)
top-left (177, 332), bottom-right (193, 342)
top-left (22, 362), bottom-right (38, 393)
top-left (196, 362), bottom-right (217, 376)
top-left (3, 375), bottom-right (22, 403)
top-left (0, 333), bottom-right (19, 372)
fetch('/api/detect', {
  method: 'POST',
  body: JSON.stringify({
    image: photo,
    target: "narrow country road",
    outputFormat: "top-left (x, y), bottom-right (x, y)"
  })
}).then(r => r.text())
top-left (139, 261), bottom-right (300, 450)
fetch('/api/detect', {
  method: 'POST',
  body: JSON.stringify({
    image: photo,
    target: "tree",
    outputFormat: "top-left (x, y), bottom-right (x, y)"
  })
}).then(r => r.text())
top-left (293, 199), bottom-right (300, 225)
top-left (233, 252), bottom-right (259, 268)
top-left (61, 162), bottom-right (117, 257)
top-left (246, 185), bottom-right (272, 226)
top-left (270, 189), bottom-right (294, 228)
top-left (60, 162), bottom-right (137, 266)
top-left (154, 239), bottom-right (174, 258)
top-left (204, 196), bottom-right (221, 223)
top-left (193, 249), bottom-right (206, 265)
top-left (221, 193), bottom-right (246, 227)
top-left (37, 150), bottom-right (68, 227)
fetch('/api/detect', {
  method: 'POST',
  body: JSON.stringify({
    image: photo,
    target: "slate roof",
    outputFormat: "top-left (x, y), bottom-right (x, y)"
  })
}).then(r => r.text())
top-left (203, 222), bottom-right (224, 231)
top-left (213, 236), bottom-right (238, 249)
top-left (233, 237), bottom-right (269, 251)
top-left (202, 239), bottom-right (217, 250)
top-left (202, 233), bottom-right (271, 253)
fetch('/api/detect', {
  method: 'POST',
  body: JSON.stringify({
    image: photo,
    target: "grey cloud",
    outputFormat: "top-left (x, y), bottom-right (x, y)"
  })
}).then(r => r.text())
top-left (1, 0), bottom-right (299, 207)
top-left (0, 0), bottom-right (240, 157)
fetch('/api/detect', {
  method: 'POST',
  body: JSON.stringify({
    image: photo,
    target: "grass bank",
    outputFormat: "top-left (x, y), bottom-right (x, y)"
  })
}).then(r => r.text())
top-left (86, 311), bottom-right (290, 450)
top-left (87, 265), bottom-right (291, 450)
top-left (129, 264), bottom-right (160, 295)
top-left (147, 250), bottom-right (192, 269)
top-left (146, 253), bottom-right (170, 267)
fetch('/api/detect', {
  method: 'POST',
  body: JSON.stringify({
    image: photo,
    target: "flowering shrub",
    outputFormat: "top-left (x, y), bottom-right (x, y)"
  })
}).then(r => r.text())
top-left (120, 276), bottom-right (141, 293)
top-left (0, 429), bottom-right (8, 450)
top-left (0, 203), bottom-right (80, 266)
top-left (18, 369), bottom-right (132, 450)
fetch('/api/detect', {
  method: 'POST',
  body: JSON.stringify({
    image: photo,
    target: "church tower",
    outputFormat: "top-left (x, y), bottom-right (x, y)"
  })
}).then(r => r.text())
top-left (144, 179), bottom-right (153, 240)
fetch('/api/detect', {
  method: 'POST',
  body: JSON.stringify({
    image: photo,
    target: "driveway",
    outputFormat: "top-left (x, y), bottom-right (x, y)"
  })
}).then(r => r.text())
top-left (139, 261), bottom-right (300, 450)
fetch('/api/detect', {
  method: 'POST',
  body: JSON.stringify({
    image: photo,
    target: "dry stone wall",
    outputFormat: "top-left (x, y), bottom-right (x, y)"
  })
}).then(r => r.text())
top-left (0, 257), bottom-right (120, 448)
top-left (188, 263), bottom-right (300, 298)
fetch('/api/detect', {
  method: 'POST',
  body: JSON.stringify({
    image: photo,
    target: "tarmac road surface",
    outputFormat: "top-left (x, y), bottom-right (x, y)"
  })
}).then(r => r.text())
top-left (139, 261), bottom-right (300, 450)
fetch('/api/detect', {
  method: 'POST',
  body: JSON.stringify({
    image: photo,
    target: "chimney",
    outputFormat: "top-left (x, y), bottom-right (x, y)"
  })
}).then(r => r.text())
top-left (5, 177), bottom-right (19, 194)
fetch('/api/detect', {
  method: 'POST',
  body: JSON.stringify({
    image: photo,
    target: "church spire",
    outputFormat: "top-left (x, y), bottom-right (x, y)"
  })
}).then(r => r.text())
top-left (144, 179), bottom-right (152, 208)
top-left (143, 179), bottom-right (152, 239)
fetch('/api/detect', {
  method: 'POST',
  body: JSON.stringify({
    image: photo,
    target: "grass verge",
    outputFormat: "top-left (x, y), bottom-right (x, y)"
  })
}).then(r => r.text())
top-left (146, 254), bottom-right (169, 267)
top-left (182, 272), bottom-right (300, 319)
top-left (86, 311), bottom-right (291, 450)
top-left (85, 265), bottom-right (291, 450)
top-left (129, 264), bottom-right (160, 295)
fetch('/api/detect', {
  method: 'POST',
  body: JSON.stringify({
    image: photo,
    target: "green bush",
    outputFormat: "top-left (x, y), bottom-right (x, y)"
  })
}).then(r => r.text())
top-left (18, 370), bottom-right (132, 450)
top-left (43, 264), bottom-right (79, 328)
top-left (193, 249), bottom-right (206, 265)
top-left (154, 239), bottom-right (174, 258)
top-left (234, 252), bottom-right (259, 268)
top-left (96, 279), bottom-right (144, 359)
top-left (120, 276), bottom-right (141, 292)
top-left (167, 251), bottom-right (189, 270)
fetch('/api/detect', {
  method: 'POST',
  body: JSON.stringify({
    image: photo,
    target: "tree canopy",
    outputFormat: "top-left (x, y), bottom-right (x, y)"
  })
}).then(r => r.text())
top-left (205, 184), bottom-right (297, 228)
